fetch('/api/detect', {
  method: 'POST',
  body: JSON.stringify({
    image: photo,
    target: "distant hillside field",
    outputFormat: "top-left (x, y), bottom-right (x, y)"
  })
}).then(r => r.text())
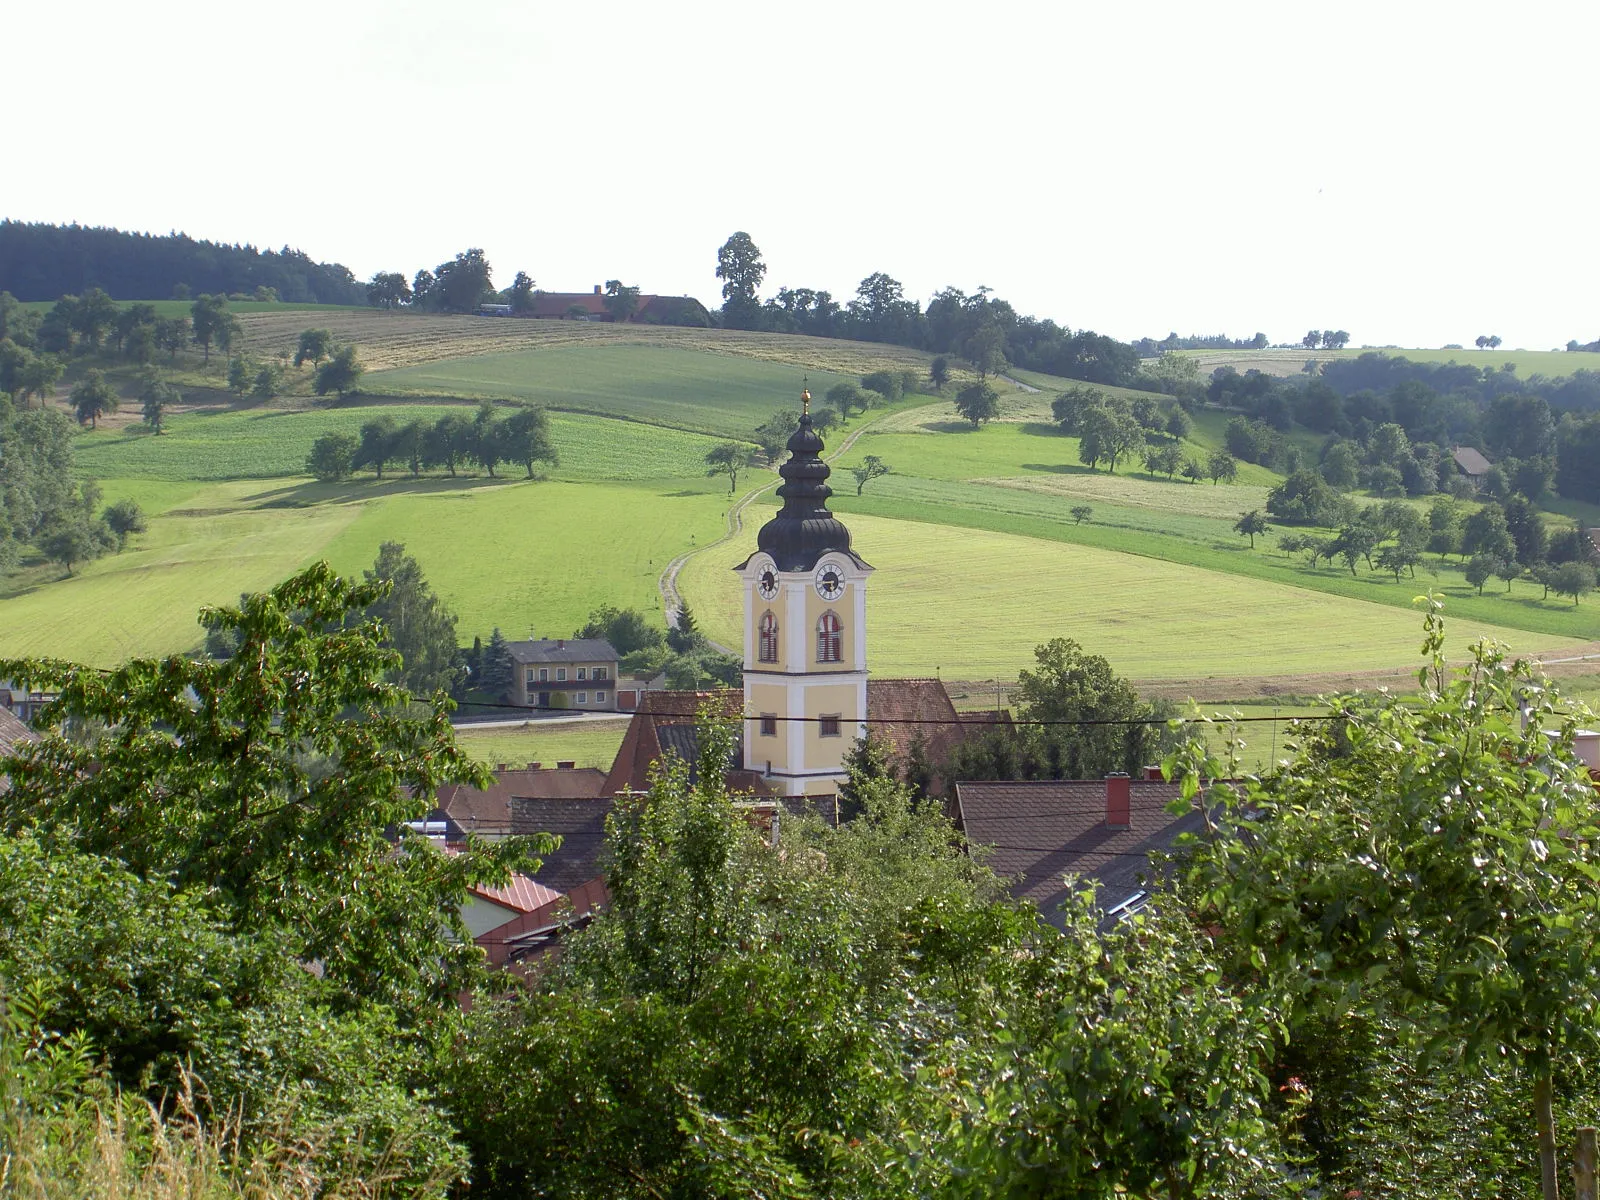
top-left (679, 511), bottom-right (1582, 683)
top-left (1179, 346), bottom-right (1600, 379)
top-left (370, 343), bottom-right (854, 439)
top-left (238, 311), bottom-right (939, 375)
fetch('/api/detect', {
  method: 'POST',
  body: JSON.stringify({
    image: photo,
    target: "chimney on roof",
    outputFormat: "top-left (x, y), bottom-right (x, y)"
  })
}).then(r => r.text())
top-left (495, 763), bottom-right (508, 774)
top-left (1106, 773), bottom-right (1131, 828)
top-left (527, 761), bottom-right (540, 771)
top-left (557, 639), bottom-right (565, 649)
top-left (1144, 765), bottom-right (1163, 781)
top-left (556, 760), bottom-right (576, 769)
top-left (593, 284), bottom-right (601, 295)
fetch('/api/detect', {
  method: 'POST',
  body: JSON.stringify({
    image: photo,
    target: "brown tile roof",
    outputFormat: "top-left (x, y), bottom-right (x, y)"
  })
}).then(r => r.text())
top-left (508, 797), bottom-right (617, 892)
top-left (866, 678), bottom-right (979, 795)
top-left (437, 766), bottom-right (608, 836)
top-left (0, 709), bottom-right (34, 756)
top-left (955, 779), bottom-right (1209, 927)
top-left (0, 709), bottom-right (36, 794)
top-left (601, 689), bottom-right (748, 796)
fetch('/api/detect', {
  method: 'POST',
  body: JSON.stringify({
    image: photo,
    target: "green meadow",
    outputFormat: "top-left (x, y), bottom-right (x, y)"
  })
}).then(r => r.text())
top-left (75, 402), bottom-right (734, 482)
top-left (679, 511), bottom-right (1582, 684)
top-left (0, 476), bottom-right (730, 667)
top-left (1181, 346), bottom-right (1600, 379)
top-left (369, 343), bottom-right (852, 439)
top-left (454, 719), bottom-right (631, 771)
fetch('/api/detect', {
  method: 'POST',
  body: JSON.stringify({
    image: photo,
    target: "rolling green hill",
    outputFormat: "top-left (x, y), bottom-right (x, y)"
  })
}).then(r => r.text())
top-left (1178, 346), bottom-right (1600, 379)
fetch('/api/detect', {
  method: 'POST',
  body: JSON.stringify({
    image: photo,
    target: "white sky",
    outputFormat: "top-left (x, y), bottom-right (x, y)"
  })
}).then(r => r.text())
top-left (9, 0), bottom-right (1597, 349)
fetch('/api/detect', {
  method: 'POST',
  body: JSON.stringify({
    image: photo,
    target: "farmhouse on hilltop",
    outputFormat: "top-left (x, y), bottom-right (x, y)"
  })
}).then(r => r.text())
top-left (511, 285), bottom-right (712, 326)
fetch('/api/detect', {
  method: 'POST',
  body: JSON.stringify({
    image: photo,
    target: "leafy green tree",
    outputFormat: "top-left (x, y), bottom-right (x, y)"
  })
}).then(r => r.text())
top-left (139, 376), bottom-right (177, 434)
top-left (704, 441), bottom-right (760, 493)
top-left (313, 345), bottom-right (363, 399)
top-left (69, 287), bottom-right (118, 350)
top-left (0, 563), bottom-right (546, 1015)
top-left (500, 406), bottom-right (558, 479)
top-left (294, 328), bottom-right (333, 368)
top-left (428, 248), bottom-right (495, 312)
top-left (850, 454), bottom-right (890, 495)
top-left (361, 541), bottom-right (463, 697)
top-left (392, 419), bottom-right (427, 477)
top-left (963, 323), bottom-right (1007, 379)
top-left (1377, 540), bottom-right (1421, 580)
top-left (1267, 469), bottom-right (1353, 525)
top-left (1164, 405), bottom-right (1193, 440)
top-left (953, 381), bottom-right (999, 427)
top-left (1206, 448), bottom-right (1238, 485)
top-left (1051, 384), bottom-right (1103, 433)
top-left (1171, 603), bottom-right (1600, 1200)
top-left (1550, 560), bottom-right (1596, 605)
top-left (101, 498), bottom-right (145, 550)
top-left (1465, 553), bottom-right (1498, 593)
top-left (69, 369), bottom-right (117, 429)
top-left (366, 271), bottom-right (412, 309)
top-left (1070, 504), bottom-right (1093, 524)
top-left (251, 361), bottom-right (284, 399)
top-left (1234, 509), bottom-right (1269, 547)
top-left (666, 602), bottom-right (703, 654)
top-left (509, 271), bottom-right (537, 314)
top-left (929, 355), bottom-right (950, 390)
top-left (354, 415), bottom-right (397, 479)
top-left (715, 231), bottom-right (766, 330)
top-left (754, 409), bottom-right (798, 461)
top-left (1180, 457), bottom-right (1205, 484)
top-left (226, 354), bottom-right (253, 395)
top-left (36, 516), bottom-right (111, 575)
top-left (827, 382), bottom-right (865, 418)
top-left (1321, 440), bottom-right (1360, 489)
top-left (574, 604), bottom-right (664, 657)
top-left (1461, 502), bottom-right (1517, 562)
top-left (188, 295), bottom-right (238, 364)
top-left (1143, 441), bottom-right (1182, 478)
top-left (153, 316), bottom-right (189, 363)
top-left (424, 411), bottom-right (475, 477)
top-left (306, 430), bottom-right (357, 481)
top-left (602, 280), bottom-right (641, 323)
top-left (1078, 405), bottom-right (1142, 471)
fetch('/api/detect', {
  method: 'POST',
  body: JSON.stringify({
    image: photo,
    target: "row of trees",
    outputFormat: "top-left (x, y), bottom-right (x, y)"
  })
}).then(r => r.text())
top-left (307, 402), bottom-right (556, 483)
top-left (715, 231), bottom-right (1144, 387)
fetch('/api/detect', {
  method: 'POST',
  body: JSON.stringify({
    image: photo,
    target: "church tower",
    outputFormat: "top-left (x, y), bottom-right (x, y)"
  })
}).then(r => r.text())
top-left (735, 387), bottom-right (871, 797)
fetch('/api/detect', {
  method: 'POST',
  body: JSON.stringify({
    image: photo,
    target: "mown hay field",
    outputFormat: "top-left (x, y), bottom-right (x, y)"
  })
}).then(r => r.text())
top-left (677, 512), bottom-right (1582, 683)
top-left (368, 343), bottom-right (857, 439)
top-left (1179, 346), bottom-right (1600, 379)
top-left (237, 311), bottom-right (941, 376)
top-left (0, 477), bottom-right (729, 666)
top-left (74, 401), bottom-right (736, 482)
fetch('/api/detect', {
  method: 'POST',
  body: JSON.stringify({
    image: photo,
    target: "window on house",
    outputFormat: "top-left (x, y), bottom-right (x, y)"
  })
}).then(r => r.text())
top-left (758, 611), bottom-right (779, 663)
top-left (538, 668), bottom-right (549, 682)
top-left (595, 690), bottom-right (607, 704)
top-left (577, 691), bottom-right (588, 705)
top-left (526, 669), bottom-right (535, 685)
top-left (759, 713), bottom-right (777, 736)
top-left (556, 668), bottom-right (567, 682)
top-left (577, 667), bottom-right (588, 681)
top-left (593, 666), bottom-right (607, 680)
top-left (819, 714), bottom-right (841, 737)
top-left (816, 611), bottom-right (842, 663)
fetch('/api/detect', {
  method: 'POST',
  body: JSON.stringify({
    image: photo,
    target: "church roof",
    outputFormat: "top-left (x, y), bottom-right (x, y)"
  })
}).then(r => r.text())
top-left (746, 394), bottom-right (870, 573)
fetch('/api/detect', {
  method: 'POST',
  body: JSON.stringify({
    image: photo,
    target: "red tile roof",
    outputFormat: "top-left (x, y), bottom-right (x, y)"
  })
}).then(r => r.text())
top-left (476, 874), bottom-right (612, 966)
top-left (955, 779), bottom-right (1209, 926)
top-left (469, 872), bottom-right (562, 913)
top-left (0, 709), bottom-right (36, 794)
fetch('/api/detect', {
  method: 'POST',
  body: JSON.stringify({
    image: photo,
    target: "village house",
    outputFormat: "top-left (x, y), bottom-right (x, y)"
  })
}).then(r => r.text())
top-left (1451, 444), bottom-right (1493, 489)
top-left (513, 285), bottom-right (711, 325)
top-left (505, 638), bottom-right (619, 711)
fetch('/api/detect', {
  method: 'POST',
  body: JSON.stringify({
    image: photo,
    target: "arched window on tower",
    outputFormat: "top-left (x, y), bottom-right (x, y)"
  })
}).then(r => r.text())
top-left (758, 611), bottom-right (779, 662)
top-left (816, 610), bottom-right (842, 663)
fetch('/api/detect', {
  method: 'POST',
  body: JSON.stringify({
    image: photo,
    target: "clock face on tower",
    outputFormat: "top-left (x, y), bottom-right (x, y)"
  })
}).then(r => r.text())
top-left (756, 566), bottom-right (779, 599)
top-left (814, 561), bottom-right (845, 601)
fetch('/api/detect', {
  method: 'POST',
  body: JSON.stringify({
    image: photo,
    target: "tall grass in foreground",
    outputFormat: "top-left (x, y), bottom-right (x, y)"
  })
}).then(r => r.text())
top-left (2, 989), bottom-right (449, 1200)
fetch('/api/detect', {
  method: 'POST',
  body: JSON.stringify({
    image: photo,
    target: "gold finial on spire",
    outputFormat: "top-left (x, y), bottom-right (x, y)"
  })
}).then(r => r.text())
top-left (801, 375), bottom-right (810, 415)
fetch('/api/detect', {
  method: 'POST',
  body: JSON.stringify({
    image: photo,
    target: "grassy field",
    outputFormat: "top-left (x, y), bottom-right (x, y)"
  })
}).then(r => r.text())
top-left (677, 511), bottom-right (1583, 684)
top-left (0, 477), bottom-right (729, 666)
top-left (370, 343), bottom-right (854, 439)
top-left (16, 299), bottom-right (364, 317)
top-left (237, 311), bottom-right (945, 376)
top-left (454, 719), bottom-right (630, 771)
top-left (74, 400), bottom-right (739, 482)
top-left (1179, 346), bottom-right (1600, 379)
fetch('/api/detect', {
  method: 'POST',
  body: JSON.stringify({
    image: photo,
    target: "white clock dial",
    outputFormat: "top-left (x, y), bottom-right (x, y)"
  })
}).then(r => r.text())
top-left (814, 561), bottom-right (845, 601)
top-left (756, 566), bottom-right (779, 600)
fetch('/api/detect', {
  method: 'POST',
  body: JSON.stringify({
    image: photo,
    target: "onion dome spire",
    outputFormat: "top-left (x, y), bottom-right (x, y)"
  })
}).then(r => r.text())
top-left (754, 381), bottom-right (862, 571)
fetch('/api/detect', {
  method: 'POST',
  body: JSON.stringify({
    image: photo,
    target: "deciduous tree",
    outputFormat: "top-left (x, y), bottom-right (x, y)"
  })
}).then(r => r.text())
top-left (313, 345), bottom-right (363, 399)
top-left (500, 406), bottom-right (558, 479)
top-left (705, 441), bottom-right (759, 493)
top-left (1234, 509), bottom-right (1269, 547)
top-left (70, 369), bottom-right (117, 428)
top-left (139, 375), bottom-right (177, 434)
top-left (294, 328), bottom-right (333, 368)
top-left (850, 454), bottom-right (890, 495)
top-left (954, 381), bottom-right (999, 427)
top-left (602, 280), bottom-right (641, 323)
top-left (306, 430), bottom-right (357, 481)
top-left (715, 232), bottom-right (766, 330)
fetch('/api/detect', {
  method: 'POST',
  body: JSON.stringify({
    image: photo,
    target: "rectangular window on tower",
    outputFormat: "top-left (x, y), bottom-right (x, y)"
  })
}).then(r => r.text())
top-left (819, 714), bottom-right (841, 738)
top-left (759, 713), bottom-right (777, 737)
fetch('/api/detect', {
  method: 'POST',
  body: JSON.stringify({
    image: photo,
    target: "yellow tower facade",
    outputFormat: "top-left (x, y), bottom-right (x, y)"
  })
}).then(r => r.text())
top-left (734, 391), bottom-right (871, 797)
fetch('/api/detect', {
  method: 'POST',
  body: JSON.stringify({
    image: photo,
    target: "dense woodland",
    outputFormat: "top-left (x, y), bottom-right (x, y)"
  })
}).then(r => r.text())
top-left (0, 221), bottom-right (365, 305)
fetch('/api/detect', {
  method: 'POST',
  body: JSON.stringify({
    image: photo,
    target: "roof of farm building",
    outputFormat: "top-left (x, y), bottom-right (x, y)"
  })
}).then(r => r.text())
top-left (1452, 445), bottom-right (1493, 476)
top-left (506, 638), bottom-right (618, 665)
top-left (520, 290), bottom-right (712, 323)
top-left (435, 764), bottom-right (609, 837)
